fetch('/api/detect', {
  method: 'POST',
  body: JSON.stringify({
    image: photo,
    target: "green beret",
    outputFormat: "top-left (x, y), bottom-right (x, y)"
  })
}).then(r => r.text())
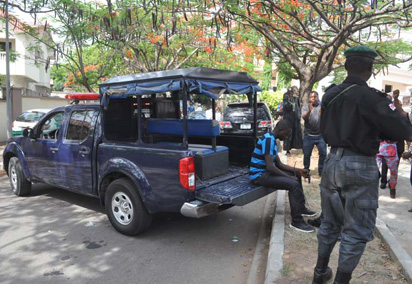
top-left (344, 45), bottom-right (378, 59)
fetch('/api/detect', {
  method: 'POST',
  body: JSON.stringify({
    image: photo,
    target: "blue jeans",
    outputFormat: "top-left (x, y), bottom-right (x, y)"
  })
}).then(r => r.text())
top-left (303, 134), bottom-right (327, 175)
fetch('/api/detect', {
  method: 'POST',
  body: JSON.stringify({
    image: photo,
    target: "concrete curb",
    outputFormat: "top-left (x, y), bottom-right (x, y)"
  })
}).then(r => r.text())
top-left (375, 218), bottom-right (412, 283)
top-left (264, 190), bottom-right (285, 284)
top-left (247, 191), bottom-right (278, 284)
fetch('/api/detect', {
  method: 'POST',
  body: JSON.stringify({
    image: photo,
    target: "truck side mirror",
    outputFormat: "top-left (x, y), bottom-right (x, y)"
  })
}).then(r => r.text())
top-left (23, 128), bottom-right (34, 139)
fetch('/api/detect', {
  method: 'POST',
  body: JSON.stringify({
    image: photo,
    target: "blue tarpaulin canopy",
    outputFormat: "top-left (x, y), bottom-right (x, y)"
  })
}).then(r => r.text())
top-left (99, 67), bottom-right (261, 107)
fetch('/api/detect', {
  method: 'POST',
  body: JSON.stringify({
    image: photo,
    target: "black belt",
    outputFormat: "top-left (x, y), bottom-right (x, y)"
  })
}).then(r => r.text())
top-left (330, 147), bottom-right (364, 156)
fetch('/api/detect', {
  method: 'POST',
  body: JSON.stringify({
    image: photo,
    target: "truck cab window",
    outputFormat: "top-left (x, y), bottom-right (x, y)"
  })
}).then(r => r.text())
top-left (66, 110), bottom-right (95, 141)
top-left (104, 98), bottom-right (138, 142)
top-left (39, 112), bottom-right (64, 140)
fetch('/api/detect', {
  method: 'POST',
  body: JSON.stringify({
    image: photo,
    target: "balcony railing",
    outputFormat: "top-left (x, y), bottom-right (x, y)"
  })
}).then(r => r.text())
top-left (0, 51), bottom-right (18, 61)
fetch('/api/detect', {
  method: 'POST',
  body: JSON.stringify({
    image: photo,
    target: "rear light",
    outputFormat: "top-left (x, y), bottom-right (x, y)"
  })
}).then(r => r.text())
top-left (220, 121), bottom-right (233, 129)
top-left (179, 157), bottom-right (196, 190)
top-left (258, 120), bottom-right (272, 128)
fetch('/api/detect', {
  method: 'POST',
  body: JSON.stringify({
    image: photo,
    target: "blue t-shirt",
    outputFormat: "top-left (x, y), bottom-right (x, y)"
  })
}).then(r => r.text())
top-left (249, 132), bottom-right (277, 181)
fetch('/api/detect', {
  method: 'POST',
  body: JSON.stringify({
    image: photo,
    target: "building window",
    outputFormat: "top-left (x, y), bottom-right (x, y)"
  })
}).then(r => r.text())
top-left (384, 85), bottom-right (392, 93)
top-left (34, 49), bottom-right (43, 64)
top-left (0, 41), bottom-right (12, 52)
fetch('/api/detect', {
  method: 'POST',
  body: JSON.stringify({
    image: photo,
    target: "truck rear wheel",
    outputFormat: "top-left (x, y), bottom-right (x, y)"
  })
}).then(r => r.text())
top-left (105, 178), bottom-right (152, 236)
top-left (8, 157), bottom-right (32, 196)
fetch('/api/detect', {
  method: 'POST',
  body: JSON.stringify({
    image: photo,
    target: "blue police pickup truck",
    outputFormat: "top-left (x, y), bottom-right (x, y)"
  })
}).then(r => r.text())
top-left (3, 68), bottom-right (275, 236)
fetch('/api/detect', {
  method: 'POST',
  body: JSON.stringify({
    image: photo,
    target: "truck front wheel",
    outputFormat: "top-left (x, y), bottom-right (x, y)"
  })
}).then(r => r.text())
top-left (105, 178), bottom-right (152, 236)
top-left (8, 157), bottom-right (32, 196)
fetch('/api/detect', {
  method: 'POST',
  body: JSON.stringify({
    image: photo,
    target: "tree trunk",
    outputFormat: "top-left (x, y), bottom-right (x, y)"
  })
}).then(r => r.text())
top-left (298, 78), bottom-right (315, 106)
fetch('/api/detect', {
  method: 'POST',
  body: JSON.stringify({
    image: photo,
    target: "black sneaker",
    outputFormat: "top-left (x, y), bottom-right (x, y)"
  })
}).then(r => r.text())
top-left (380, 183), bottom-right (386, 189)
top-left (301, 208), bottom-right (317, 217)
top-left (290, 221), bottom-right (315, 233)
top-left (307, 216), bottom-right (321, 228)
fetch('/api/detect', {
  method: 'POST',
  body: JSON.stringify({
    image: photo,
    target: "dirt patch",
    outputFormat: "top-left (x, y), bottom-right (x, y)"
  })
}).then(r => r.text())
top-left (276, 149), bottom-right (407, 284)
top-left (0, 169), bottom-right (6, 178)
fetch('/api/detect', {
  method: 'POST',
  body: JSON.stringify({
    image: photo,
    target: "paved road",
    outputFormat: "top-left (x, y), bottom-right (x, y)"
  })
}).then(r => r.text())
top-left (0, 176), bottom-right (272, 284)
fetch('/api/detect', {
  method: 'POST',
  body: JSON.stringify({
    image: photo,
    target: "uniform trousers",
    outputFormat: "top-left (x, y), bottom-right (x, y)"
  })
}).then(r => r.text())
top-left (317, 147), bottom-right (379, 273)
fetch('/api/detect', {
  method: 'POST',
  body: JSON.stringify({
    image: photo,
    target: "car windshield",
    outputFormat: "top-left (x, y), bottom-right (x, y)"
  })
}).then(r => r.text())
top-left (188, 111), bottom-right (206, 120)
top-left (224, 105), bottom-right (268, 121)
top-left (16, 111), bottom-right (46, 122)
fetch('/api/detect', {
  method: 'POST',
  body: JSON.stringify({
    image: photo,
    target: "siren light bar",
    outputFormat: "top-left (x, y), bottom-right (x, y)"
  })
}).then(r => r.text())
top-left (65, 93), bottom-right (100, 100)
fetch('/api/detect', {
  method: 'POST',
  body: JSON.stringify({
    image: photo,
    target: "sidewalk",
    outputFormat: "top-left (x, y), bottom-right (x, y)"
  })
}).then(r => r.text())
top-left (376, 160), bottom-right (412, 282)
top-left (264, 151), bottom-right (412, 283)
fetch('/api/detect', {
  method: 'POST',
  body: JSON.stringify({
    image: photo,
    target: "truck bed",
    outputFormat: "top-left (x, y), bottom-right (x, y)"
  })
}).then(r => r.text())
top-left (195, 167), bottom-right (275, 206)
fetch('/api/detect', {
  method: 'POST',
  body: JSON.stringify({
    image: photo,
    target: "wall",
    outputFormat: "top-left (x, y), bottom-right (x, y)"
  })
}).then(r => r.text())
top-left (0, 97), bottom-right (69, 142)
top-left (0, 101), bottom-right (6, 142)
top-left (21, 97), bottom-right (69, 111)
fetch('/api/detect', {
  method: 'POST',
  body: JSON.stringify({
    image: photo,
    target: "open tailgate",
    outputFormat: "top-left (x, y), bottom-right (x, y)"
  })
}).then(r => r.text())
top-left (195, 174), bottom-right (275, 206)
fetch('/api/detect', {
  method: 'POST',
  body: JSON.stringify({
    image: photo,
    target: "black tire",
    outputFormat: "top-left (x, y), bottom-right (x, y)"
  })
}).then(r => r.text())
top-left (105, 178), bottom-right (152, 236)
top-left (8, 157), bottom-right (32, 196)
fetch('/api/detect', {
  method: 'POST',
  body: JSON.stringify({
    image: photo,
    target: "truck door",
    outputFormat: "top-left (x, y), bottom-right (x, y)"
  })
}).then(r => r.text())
top-left (54, 109), bottom-right (97, 195)
top-left (21, 111), bottom-right (64, 185)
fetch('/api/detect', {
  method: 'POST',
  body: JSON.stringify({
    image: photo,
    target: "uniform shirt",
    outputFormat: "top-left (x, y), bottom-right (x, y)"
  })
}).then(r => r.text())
top-left (321, 76), bottom-right (412, 156)
top-left (249, 132), bottom-right (277, 181)
top-left (302, 104), bottom-right (321, 135)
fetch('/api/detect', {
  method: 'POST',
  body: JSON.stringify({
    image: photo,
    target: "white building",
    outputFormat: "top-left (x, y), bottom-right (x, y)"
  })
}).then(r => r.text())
top-left (369, 63), bottom-right (412, 106)
top-left (316, 62), bottom-right (412, 108)
top-left (0, 11), bottom-right (55, 127)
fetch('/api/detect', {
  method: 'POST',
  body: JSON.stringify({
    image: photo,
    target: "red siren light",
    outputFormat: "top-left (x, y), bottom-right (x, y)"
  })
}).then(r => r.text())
top-left (65, 93), bottom-right (100, 100)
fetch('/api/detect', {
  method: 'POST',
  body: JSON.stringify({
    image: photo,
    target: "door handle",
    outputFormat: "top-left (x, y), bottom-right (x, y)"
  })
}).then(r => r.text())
top-left (79, 147), bottom-right (90, 155)
top-left (50, 147), bottom-right (59, 153)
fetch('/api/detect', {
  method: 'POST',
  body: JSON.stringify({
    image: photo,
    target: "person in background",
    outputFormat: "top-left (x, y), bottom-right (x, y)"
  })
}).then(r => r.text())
top-left (275, 101), bottom-right (284, 120)
top-left (312, 45), bottom-right (412, 284)
top-left (282, 86), bottom-right (303, 155)
top-left (301, 91), bottom-right (327, 177)
top-left (249, 120), bottom-right (317, 233)
top-left (376, 140), bottom-right (399, 198)
top-left (188, 102), bottom-right (195, 113)
top-left (380, 89), bottom-right (406, 190)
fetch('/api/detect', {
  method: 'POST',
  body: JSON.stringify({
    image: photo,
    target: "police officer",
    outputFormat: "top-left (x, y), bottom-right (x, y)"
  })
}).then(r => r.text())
top-left (312, 45), bottom-right (412, 284)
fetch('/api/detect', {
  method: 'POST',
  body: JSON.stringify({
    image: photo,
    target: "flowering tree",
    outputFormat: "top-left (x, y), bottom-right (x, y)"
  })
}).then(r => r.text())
top-left (223, 0), bottom-right (412, 101)
top-left (36, 0), bottom-right (266, 90)
top-left (92, 0), bottom-right (264, 75)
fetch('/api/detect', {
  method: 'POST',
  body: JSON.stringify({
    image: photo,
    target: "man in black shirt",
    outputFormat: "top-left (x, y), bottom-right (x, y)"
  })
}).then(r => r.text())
top-left (312, 45), bottom-right (412, 284)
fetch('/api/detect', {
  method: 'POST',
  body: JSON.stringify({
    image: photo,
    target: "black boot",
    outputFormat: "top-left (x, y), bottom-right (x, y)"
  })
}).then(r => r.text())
top-left (312, 257), bottom-right (333, 284)
top-left (333, 269), bottom-right (352, 284)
